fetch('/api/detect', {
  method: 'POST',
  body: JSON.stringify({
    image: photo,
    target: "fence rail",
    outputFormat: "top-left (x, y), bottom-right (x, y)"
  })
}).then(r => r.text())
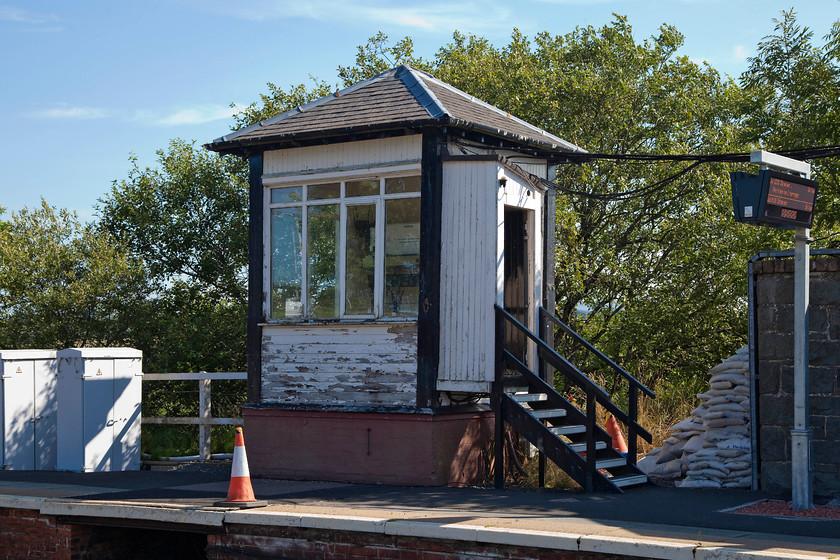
top-left (141, 371), bottom-right (247, 461)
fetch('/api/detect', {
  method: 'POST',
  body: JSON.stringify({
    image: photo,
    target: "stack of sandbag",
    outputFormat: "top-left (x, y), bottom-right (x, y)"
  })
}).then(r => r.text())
top-left (637, 346), bottom-right (752, 488)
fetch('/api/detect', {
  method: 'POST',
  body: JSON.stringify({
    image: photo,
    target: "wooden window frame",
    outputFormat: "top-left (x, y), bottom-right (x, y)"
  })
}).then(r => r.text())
top-left (263, 166), bottom-right (421, 324)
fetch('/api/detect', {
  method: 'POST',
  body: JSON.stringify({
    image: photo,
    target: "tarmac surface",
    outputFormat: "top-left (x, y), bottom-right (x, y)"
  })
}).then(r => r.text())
top-left (1, 464), bottom-right (839, 559)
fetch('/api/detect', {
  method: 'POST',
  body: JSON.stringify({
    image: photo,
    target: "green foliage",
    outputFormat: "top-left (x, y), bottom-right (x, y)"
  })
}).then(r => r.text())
top-left (741, 9), bottom-right (840, 237)
top-left (99, 139), bottom-right (249, 302)
top-left (0, 199), bottom-right (147, 349)
top-left (336, 31), bottom-right (432, 86)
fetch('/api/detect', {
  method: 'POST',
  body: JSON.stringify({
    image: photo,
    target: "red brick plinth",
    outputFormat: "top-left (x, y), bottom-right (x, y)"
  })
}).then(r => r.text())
top-left (243, 408), bottom-right (494, 486)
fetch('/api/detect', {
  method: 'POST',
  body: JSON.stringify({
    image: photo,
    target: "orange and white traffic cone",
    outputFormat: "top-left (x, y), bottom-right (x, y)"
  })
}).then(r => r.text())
top-left (214, 427), bottom-right (267, 508)
top-left (605, 415), bottom-right (628, 455)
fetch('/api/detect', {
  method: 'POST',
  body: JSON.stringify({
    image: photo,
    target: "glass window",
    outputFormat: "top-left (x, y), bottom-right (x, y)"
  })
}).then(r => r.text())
top-left (309, 182), bottom-right (340, 200)
top-left (307, 205), bottom-right (340, 319)
top-left (344, 204), bottom-right (377, 315)
top-left (267, 174), bottom-right (420, 322)
top-left (385, 176), bottom-right (421, 194)
top-left (346, 179), bottom-right (379, 197)
top-left (270, 207), bottom-right (302, 319)
top-left (384, 198), bottom-right (421, 317)
top-left (271, 186), bottom-right (303, 204)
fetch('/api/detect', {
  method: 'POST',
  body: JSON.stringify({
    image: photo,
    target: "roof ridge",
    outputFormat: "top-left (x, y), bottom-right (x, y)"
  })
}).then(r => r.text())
top-left (395, 65), bottom-right (447, 119)
top-left (417, 70), bottom-right (585, 154)
top-left (209, 67), bottom-right (401, 146)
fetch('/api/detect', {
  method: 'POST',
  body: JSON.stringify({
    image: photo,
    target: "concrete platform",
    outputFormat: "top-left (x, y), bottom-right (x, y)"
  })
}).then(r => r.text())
top-left (0, 467), bottom-right (838, 559)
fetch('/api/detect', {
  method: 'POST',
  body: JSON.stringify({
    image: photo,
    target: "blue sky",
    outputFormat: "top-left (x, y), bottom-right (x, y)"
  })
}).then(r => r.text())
top-left (1, 1), bottom-right (837, 220)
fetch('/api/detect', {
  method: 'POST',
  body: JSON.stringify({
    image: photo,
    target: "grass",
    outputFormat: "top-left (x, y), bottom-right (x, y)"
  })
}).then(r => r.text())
top-left (141, 425), bottom-right (238, 460)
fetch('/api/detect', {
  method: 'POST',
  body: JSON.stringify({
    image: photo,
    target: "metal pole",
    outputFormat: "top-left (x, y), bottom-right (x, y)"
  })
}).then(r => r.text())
top-left (199, 372), bottom-right (212, 462)
top-left (791, 227), bottom-right (813, 510)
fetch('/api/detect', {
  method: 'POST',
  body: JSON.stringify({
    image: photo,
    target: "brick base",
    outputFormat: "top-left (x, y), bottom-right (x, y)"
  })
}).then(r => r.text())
top-left (0, 507), bottom-right (88, 560)
top-left (207, 525), bottom-right (623, 560)
top-left (243, 408), bottom-right (494, 486)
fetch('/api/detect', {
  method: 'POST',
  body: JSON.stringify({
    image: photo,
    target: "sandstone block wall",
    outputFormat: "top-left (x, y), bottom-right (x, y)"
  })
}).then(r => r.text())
top-left (754, 256), bottom-right (840, 497)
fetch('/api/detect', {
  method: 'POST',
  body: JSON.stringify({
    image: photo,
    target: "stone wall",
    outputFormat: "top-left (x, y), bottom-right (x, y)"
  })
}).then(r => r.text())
top-left (754, 256), bottom-right (840, 497)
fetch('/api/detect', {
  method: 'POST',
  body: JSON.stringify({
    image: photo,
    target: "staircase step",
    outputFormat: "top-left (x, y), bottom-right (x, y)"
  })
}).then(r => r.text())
top-left (595, 457), bottom-right (628, 470)
top-left (569, 441), bottom-right (607, 453)
top-left (548, 425), bottom-right (585, 435)
top-left (504, 386), bottom-right (529, 394)
top-left (530, 408), bottom-right (567, 420)
top-left (511, 393), bottom-right (548, 403)
top-left (609, 473), bottom-right (649, 488)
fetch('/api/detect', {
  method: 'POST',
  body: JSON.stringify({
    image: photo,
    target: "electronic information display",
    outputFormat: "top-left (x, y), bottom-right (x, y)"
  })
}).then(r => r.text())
top-left (730, 169), bottom-right (818, 230)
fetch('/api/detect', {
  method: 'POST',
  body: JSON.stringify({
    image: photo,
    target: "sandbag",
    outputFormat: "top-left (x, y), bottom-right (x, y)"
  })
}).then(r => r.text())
top-left (670, 418), bottom-right (704, 432)
top-left (718, 448), bottom-right (748, 458)
top-left (707, 402), bottom-right (747, 413)
top-left (710, 372), bottom-right (749, 386)
top-left (718, 437), bottom-right (751, 451)
top-left (707, 427), bottom-right (749, 442)
top-left (706, 418), bottom-right (747, 429)
top-left (706, 395), bottom-right (747, 406)
top-left (690, 460), bottom-right (729, 473)
top-left (683, 434), bottom-right (709, 454)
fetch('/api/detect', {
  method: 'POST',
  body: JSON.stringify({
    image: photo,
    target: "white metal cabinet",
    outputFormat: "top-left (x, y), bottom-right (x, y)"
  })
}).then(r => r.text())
top-left (0, 350), bottom-right (57, 470)
top-left (56, 348), bottom-right (143, 472)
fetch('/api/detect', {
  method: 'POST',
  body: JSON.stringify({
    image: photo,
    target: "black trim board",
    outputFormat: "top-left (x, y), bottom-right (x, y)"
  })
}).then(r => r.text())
top-left (246, 153), bottom-right (264, 404)
top-left (416, 132), bottom-right (445, 408)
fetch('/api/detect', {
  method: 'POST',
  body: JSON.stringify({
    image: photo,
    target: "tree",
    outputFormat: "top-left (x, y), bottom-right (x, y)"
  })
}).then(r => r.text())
top-left (327, 24), bottom-right (758, 387)
top-left (741, 9), bottom-right (840, 237)
top-left (0, 199), bottom-right (147, 349)
top-left (99, 139), bottom-right (249, 302)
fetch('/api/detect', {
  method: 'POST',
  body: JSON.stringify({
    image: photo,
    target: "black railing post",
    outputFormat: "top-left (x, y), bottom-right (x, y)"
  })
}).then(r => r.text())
top-left (585, 385), bottom-right (596, 493)
top-left (494, 308), bottom-right (505, 489)
top-left (537, 309), bottom-right (546, 488)
top-left (628, 384), bottom-right (638, 465)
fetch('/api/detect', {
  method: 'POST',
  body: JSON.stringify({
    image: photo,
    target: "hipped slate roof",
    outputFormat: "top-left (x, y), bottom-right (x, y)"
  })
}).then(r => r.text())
top-left (205, 65), bottom-right (584, 156)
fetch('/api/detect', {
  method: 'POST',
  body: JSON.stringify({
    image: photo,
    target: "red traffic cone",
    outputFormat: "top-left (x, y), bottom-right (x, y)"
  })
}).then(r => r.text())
top-left (605, 415), bottom-right (628, 454)
top-left (214, 427), bottom-right (267, 508)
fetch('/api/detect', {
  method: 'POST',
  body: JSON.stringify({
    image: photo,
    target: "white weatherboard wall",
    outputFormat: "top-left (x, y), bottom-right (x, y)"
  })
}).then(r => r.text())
top-left (263, 136), bottom-right (422, 179)
top-left (259, 135), bottom-right (422, 408)
top-left (261, 324), bottom-right (418, 407)
top-left (56, 348), bottom-right (143, 472)
top-left (438, 160), bottom-right (543, 393)
top-left (0, 350), bottom-right (57, 470)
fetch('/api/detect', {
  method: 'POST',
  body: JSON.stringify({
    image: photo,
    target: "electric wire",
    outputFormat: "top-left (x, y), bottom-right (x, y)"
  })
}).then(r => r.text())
top-left (453, 139), bottom-right (840, 202)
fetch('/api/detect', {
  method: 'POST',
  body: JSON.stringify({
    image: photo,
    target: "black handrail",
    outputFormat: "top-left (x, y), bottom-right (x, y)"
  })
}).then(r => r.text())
top-left (539, 306), bottom-right (655, 399)
top-left (494, 305), bottom-right (652, 443)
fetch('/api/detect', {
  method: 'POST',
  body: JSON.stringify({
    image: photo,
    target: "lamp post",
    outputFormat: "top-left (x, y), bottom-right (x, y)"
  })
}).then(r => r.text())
top-left (748, 150), bottom-right (814, 510)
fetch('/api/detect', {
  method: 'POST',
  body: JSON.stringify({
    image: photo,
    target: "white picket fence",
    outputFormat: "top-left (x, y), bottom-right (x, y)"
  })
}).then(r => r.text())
top-left (141, 371), bottom-right (247, 462)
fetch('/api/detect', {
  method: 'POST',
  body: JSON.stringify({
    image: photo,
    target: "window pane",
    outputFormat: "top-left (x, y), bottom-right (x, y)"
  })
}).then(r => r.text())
top-left (346, 179), bottom-right (379, 197)
top-left (270, 207), bottom-right (303, 319)
top-left (308, 182), bottom-right (340, 200)
top-left (384, 198), bottom-right (420, 317)
top-left (385, 176), bottom-right (421, 194)
top-left (271, 186), bottom-right (303, 204)
top-left (307, 205), bottom-right (339, 319)
top-left (345, 204), bottom-right (376, 315)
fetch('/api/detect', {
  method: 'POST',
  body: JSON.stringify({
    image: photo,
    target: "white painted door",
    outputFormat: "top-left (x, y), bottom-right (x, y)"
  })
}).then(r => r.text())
top-left (1, 361), bottom-right (35, 469)
top-left (112, 358), bottom-right (142, 470)
top-left (82, 359), bottom-right (115, 472)
top-left (33, 358), bottom-right (57, 470)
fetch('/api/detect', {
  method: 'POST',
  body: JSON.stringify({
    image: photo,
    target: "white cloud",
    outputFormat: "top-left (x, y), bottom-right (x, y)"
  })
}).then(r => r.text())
top-left (192, 0), bottom-right (512, 34)
top-left (29, 104), bottom-right (111, 120)
top-left (0, 5), bottom-right (59, 25)
top-left (733, 44), bottom-right (749, 62)
top-left (145, 104), bottom-right (241, 126)
top-left (29, 102), bottom-right (244, 127)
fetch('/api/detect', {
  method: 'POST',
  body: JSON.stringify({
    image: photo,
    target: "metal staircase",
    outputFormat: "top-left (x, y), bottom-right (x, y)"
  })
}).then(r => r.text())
top-left (492, 305), bottom-right (655, 492)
